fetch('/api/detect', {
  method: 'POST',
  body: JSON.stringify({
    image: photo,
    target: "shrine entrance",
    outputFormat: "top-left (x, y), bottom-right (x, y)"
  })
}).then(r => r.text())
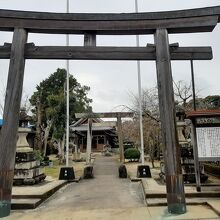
top-left (0, 6), bottom-right (220, 217)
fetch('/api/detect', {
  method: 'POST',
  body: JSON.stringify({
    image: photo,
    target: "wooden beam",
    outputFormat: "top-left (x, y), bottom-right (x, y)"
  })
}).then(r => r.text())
top-left (154, 29), bottom-right (186, 214)
top-left (0, 8), bottom-right (218, 35)
top-left (0, 6), bottom-right (220, 21)
top-left (0, 44), bottom-right (213, 60)
top-left (0, 6), bottom-right (220, 34)
top-left (75, 112), bottom-right (134, 119)
top-left (0, 28), bottom-right (27, 218)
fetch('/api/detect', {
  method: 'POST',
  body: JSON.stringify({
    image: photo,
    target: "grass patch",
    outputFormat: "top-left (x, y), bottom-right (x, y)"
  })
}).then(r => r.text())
top-left (44, 166), bottom-right (60, 179)
top-left (43, 155), bottom-right (85, 179)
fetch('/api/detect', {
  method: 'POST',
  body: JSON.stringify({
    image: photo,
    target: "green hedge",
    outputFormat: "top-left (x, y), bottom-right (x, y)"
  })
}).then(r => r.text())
top-left (124, 148), bottom-right (140, 161)
top-left (124, 144), bottom-right (134, 151)
top-left (203, 163), bottom-right (220, 177)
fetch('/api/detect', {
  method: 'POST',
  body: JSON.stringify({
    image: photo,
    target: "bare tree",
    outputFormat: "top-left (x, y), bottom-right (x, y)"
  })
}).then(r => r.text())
top-left (173, 80), bottom-right (192, 109)
top-left (121, 87), bottom-right (162, 167)
top-left (0, 81), bottom-right (30, 118)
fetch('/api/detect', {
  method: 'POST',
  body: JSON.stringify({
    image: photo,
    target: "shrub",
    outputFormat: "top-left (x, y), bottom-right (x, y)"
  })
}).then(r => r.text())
top-left (33, 150), bottom-right (44, 162)
top-left (124, 143), bottom-right (134, 151)
top-left (204, 163), bottom-right (220, 177)
top-left (124, 148), bottom-right (140, 161)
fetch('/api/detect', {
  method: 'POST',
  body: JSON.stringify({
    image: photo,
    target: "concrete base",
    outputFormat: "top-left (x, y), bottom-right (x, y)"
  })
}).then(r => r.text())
top-left (118, 165), bottom-right (127, 178)
top-left (137, 165), bottom-right (151, 178)
top-left (0, 200), bottom-right (11, 218)
top-left (83, 166), bottom-right (94, 179)
top-left (59, 167), bottom-right (75, 180)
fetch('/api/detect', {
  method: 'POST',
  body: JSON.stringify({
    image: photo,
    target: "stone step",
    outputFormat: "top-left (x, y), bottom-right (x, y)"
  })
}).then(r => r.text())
top-left (145, 191), bottom-right (220, 198)
top-left (146, 198), bottom-right (209, 207)
top-left (11, 198), bottom-right (42, 209)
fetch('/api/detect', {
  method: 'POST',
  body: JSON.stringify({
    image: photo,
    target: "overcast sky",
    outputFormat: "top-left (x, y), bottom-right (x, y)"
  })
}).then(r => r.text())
top-left (0, 0), bottom-right (220, 117)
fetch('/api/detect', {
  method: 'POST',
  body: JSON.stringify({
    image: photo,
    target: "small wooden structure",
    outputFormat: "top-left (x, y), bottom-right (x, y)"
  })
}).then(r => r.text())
top-left (75, 112), bottom-right (134, 163)
top-left (71, 118), bottom-right (117, 152)
top-left (0, 6), bottom-right (220, 216)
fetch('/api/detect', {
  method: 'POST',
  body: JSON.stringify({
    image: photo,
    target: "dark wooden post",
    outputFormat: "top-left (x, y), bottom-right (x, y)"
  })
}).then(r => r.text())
top-left (117, 115), bottom-right (124, 163)
top-left (86, 118), bottom-right (92, 164)
top-left (190, 119), bottom-right (201, 192)
top-left (154, 28), bottom-right (186, 214)
top-left (190, 60), bottom-right (201, 192)
top-left (0, 28), bottom-right (27, 218)
top-left (84, 33), bottom-right (96, 47)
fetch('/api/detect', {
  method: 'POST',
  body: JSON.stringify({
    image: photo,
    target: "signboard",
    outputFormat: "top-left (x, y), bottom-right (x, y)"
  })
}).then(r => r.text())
top-left (196, 127), bottom-right (220, 161)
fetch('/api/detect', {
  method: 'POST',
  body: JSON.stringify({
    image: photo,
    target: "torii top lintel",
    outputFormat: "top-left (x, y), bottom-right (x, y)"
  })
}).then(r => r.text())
top-left (0, 6), bottom-right (220, 35)
top-left (75, 112), bottom-right (134, 119)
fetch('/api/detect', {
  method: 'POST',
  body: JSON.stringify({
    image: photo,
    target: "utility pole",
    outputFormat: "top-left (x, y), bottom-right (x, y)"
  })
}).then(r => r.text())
top-left (135, 0), bottom-right (145, 165)
top-left (66, 0), bottom-right (70, 167)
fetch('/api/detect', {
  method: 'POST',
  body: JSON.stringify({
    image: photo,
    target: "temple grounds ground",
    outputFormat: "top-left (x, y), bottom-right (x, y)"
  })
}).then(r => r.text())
top-left (4, 154), bottom-right (220, 220)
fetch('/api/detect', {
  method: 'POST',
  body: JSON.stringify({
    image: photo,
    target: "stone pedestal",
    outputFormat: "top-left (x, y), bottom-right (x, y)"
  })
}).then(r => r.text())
top-left (16, 127), bottom-right (33, 152)
top-left (177, 121), bottom-right (187, 144)
top-left (13, 127), bottom-right (46, 185)
top-left (137, 165), bottom-right (151, 178)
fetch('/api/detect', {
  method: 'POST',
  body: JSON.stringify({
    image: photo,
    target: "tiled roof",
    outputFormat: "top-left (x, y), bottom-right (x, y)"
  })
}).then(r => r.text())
top-left (186, 109), bottom-right (220, 118)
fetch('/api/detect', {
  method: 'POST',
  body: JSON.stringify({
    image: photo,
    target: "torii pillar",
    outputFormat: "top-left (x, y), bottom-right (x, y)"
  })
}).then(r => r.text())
top-left (154, 28), bottom-right (186, 214)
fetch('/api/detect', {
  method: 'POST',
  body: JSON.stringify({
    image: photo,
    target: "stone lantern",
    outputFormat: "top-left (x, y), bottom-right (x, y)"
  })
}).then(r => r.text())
top-left (13, 108), bottom-right (46, 185)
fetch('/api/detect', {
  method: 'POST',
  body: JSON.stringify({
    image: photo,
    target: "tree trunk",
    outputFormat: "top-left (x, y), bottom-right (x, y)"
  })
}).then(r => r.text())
top-left (57, 139), bottom-right (62, 165)
top-left (43, 120), bottom-right (53, 157)
top-left (57, 134), bottom-right (66, 165)
top-left (35, 97), bottom-right (43, 151)
top-left (150, 143), bottom-right (155, 168)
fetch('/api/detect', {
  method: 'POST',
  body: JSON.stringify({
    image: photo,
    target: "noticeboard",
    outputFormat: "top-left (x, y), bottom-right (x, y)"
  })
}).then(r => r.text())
top-left (196, 127), bottom-right (220, 161)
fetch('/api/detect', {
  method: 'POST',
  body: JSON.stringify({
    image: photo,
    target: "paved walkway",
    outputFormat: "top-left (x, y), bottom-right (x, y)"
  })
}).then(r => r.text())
top-left (6, 155), bottom-right (148, 220)
top-left (4, 155), bottom-right (220, 220)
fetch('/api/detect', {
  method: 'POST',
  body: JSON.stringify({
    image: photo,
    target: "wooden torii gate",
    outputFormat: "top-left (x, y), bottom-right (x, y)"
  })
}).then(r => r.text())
top-left (75, 112), bottom-right (134, 163)
top-left (0, 6), bottom-right (220, 216)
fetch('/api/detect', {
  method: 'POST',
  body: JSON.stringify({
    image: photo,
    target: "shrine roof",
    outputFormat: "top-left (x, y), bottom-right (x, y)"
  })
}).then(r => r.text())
top-left (186, 109), bottom-right (220, 119)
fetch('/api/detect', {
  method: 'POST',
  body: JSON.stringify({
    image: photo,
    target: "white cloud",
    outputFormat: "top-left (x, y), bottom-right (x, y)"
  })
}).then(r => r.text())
top-left (0, 1), bottom-right (220, 114)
